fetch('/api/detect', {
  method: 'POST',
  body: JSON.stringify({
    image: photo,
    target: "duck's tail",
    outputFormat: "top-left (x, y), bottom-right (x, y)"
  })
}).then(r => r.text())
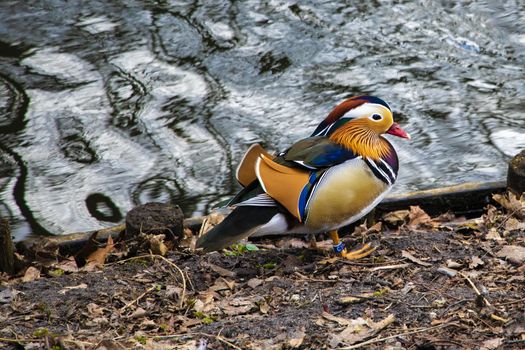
top-left (195, 206), bottom-right (284, 252)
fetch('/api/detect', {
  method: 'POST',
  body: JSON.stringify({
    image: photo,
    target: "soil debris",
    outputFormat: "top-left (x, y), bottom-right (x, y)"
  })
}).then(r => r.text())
top-left (1, 200), bottom-right (524, 349)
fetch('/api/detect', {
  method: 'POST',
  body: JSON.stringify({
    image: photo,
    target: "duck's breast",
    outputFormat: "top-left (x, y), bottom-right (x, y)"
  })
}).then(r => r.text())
top-left (305, 157), bottom-right (390, 231)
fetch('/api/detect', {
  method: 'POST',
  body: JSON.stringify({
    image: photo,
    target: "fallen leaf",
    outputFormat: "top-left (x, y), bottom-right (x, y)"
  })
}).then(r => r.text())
top-left (485, 228), bottom-right (503, 241)
top-left (87, 303), bottom-right (104, 316)
top-left (199, 211), bottom-right (228, 236)
top-left (86, 236), bottom-right (115, 267)
top-left (382, 210), bottom-right (409, 227)
top-left (202, 262), bottom-right (236, 278)
top-left (446, 259), bottom-right (463, 269)
top-left (402, 250), bottom-right (432, 267)
top-left (493, 192), bottom-right (525, 220)
top-left (96, 340), bottom-right (127, 350)
top-left (322, 312), bottom-right (354, 326)
top-left (469, 256), bottom-right (484, 269)
top-left (497, 245), bottom-right (525, 265)
top-left (149, 235), bottom-right (169, 256)
top-left (408, 206), bottom-right (434, 228)
top-left (258, 299), bottom-right (269, 314)
top-left (480, 337), bottom-right (503, 350)
top-left (219, 297), bottom-right (256, 316)
top-left (131, 307), bottom-right (147, 318)
top-left (329, 314), bottom-right (395, 347)
top-left (247, 278), bottom-right (264, 289)
top-left (22, 266), bottom-right (40, 282)
top-left (288, 327), bottom-right (306, 348)
top-left (505, 217), bottom-right (525, 231)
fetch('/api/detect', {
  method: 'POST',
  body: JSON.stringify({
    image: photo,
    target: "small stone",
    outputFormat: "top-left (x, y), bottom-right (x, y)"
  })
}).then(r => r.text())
top-left (437, 266), bottom-right (457, 277)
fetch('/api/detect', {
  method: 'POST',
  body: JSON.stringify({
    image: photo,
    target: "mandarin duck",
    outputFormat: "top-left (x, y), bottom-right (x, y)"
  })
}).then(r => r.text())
top-left (196, 96), bottom-right (410, 260)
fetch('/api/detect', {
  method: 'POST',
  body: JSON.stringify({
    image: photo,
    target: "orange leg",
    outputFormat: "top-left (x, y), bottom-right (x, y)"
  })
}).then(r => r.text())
top-left (329, 230), bottom-right (376, 260)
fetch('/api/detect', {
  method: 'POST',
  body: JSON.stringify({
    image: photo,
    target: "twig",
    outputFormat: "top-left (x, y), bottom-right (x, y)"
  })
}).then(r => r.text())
top-left (0, 337), bottom-right (39, 344)
top-left (458, 272), bottom-right (491, 307)
top-left (337, 323), bottom-right (455, 349)
top-left (112, 254), bottom-right (187, 308)
top-left (0, 337), bottom-right (94, 346)
top-left (368, 263), bottom-right (410, 272)
top-left (120, 285), bottom-right (157, 312)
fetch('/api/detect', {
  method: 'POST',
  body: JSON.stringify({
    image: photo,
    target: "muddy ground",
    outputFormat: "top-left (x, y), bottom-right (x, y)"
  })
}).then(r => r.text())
top-left (1, 194), bottom-right (524, 350)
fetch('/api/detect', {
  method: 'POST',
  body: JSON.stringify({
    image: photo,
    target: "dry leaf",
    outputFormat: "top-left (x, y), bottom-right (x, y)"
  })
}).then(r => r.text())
top-left (480, 338), bottom-right (503, 350)
top-left (22, 266), bottom-right (40, 282)
top-left (86, 236), bottom-right (115, 267)
top-left (446, 259), bottom-right (463, 269)
top-left (497, 245), bottom-right (525, 265)
top-left (493, 192), bottom-right (525, 219)
top-left (288, 327), bottom-right (306, 348)
top-left (322, 311), bottom-right (354, 326)
top-left (329, 314), bottom-right (395, 347)
top-left (485, 228), bottom-right (503, 241)
top-left (219, 297), bottom-right (256, 316)
top-left (203, 262), bottom-right (236, 278)
top-left (87, 302), bottom-right (104, 316)
top-left (149, 235), bottom-right (169, 256)
top-left (469, 256), bottom-right (484, 269)
top-left (247, 278), bottom-right (264, 289)
top-left (407, 206), bottom-right (434, 228)
top-left (402, 250), bottom-right (432, 267)
top-left (382, 210), bottom-right (409, 226)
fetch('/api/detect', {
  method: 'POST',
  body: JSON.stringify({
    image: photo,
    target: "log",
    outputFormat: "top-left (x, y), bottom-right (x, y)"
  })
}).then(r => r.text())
top-left (377, 181), bottom-right (506, 217)
top-left (508, 150), bottom-right (525, 195)
top-left (0, 218), bottom-right (15, 275)
top-left (15, 181), bottom-right (506, 255)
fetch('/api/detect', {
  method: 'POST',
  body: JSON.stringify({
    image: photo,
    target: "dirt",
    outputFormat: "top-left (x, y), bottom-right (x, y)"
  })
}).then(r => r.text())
top-left (1, 195), bottom-right (525, 350)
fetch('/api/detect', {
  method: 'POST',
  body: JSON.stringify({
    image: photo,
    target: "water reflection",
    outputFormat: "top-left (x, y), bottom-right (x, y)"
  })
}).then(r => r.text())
top-left (0, 0), bottom-right (524, 240)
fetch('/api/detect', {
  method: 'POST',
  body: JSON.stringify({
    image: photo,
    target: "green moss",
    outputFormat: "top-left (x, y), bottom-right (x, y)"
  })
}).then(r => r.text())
top-left (33, 328), bottom-right (49, 338)
top-left (135, 335), bottom-right (147, 345)
top-left (48, 269), bottom-right (64, 277)
top-left (372, 288), bottom-right (389, 297)
top-left (128, 258), bottom-right (149, 267)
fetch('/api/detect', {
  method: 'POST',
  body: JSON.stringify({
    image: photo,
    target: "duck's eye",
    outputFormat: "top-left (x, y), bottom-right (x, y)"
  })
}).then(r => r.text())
top-left (371, 114), bottom-right (382, 121)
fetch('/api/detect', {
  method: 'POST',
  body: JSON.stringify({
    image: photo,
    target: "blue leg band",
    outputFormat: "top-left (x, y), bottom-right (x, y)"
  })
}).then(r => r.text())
top-left (333, 242), bottom-right (346, 253)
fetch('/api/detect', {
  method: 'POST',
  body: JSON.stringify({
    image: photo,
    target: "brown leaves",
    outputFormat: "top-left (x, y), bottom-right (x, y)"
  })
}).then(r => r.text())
top-left (497, 245), bottom-right (525, 265)
top-left (382, 206), bottom-right (438, 230)
top-left (86, 236), bottom-right (115, 268)
top-left (325, 313), bottom-right (395, 347)
top-left (493, 192), bottom-right (525, 220)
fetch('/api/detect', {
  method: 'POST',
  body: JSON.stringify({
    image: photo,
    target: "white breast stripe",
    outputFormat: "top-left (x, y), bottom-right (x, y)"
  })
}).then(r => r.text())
top-left (380, 159), bottom-right (396, 181)
top-left (366, 157), bottom-right (392, 185)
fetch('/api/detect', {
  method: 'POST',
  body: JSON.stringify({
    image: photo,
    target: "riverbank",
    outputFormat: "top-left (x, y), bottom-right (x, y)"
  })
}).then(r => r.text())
top-left (1, 191), bottom-right (524, 349)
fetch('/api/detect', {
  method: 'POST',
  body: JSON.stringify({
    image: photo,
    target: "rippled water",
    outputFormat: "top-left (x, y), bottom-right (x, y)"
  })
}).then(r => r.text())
top-left (0, 1), bottom-right (524, 240)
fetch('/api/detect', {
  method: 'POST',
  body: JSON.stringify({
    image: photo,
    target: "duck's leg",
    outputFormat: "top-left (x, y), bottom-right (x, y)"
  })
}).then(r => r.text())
top-left (329, 230), bottom-right (376, 260)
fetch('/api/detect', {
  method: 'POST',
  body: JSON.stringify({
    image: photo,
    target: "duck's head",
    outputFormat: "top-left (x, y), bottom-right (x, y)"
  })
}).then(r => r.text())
top-left (311, 96), bottom-right (410, 159)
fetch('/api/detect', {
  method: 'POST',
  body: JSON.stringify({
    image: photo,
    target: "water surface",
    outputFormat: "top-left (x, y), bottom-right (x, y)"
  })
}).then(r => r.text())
top-left (0, 1), bottom-right (524, 240)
